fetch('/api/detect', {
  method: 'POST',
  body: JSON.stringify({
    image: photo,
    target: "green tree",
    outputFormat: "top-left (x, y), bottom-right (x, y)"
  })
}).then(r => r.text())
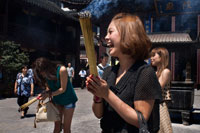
top-left (0, 41), bottom-right (29, 93)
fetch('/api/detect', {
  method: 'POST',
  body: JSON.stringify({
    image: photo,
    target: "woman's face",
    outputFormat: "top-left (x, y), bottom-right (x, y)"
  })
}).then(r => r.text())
top-left (105, 22), bottom-right (121, 57)
top-left (22, 67), bottom-right (28, 74)
top-left (151, 52), bottom-right (161, 67)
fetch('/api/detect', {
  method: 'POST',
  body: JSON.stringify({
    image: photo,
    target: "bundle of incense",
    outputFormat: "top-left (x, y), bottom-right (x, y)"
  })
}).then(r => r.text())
top-left (79, 11), bottom-right (98, 76)
top-left (20, 97), bottom-right (38, 111)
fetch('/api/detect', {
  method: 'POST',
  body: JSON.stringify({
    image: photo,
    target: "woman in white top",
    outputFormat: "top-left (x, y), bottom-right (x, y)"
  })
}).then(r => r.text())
top-left (79, 68), bottom-right (87, 89)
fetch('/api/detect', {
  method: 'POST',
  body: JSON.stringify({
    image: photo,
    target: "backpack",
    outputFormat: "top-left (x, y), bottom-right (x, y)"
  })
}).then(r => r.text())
top-left (98, 64), bottom-right (105, 71)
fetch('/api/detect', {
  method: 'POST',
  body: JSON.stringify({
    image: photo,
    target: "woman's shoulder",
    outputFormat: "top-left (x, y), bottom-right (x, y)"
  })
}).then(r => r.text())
top-left (59, 66), bottom-right (67, 72)
top-left (161, 68), bottom-right (171, 77)
top-left (159, 68), bottom-right (171, 82)
top-left (162, 68), bottom-right (170, 73)
top-left (139, 64), bottom-right (155, 75)
top-left (16, 73), bottom-right (22, 78)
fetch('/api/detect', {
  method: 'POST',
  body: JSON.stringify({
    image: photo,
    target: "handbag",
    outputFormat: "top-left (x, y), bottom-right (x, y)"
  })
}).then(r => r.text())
top-left (136, 110), bottom-right (150, 133)
top-left (34, 97), bottom-right (60, 128)
top-left (163, 83), bottom-right (171, 101)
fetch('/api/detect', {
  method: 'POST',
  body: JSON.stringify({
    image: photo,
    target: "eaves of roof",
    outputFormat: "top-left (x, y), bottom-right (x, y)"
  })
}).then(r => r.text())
top-left (61, 0), bottom-right (92, 10)
top-left (147, 33), bottom-right (193, 44)
top-left (148, 33), bottom-right (195, 44)
top-left (20, 0), bottom-right (78, 21)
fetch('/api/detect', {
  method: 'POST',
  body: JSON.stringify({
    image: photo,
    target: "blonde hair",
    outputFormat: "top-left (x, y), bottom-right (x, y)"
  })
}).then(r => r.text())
top-left (151, 47), bottom-right (169, 78)
top-left (111, 13), bottom-right (152, 61)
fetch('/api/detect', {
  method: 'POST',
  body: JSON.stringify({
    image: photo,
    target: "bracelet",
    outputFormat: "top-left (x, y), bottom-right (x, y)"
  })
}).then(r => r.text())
top-left (45, 90), bottom-right (52, 97)
top-left (48, 91), bottom-right (52, 97)
top-left (93, 99), bottom-right (103, 103)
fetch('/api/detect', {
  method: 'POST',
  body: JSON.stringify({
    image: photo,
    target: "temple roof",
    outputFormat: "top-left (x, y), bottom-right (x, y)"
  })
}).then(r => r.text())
top-left (147, 33), bottom-right (193, 44)
top-left (61, 0), bottom-right (92, 11)
top-left (19, 0), bottom-right (78, 21)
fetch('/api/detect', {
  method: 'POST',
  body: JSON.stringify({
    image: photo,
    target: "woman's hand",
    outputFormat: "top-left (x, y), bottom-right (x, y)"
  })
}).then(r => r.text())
top-left (14, 89), bottom-right (17, 95)
top-left (30, 91), bottom-right (34, 96)
top-left (86, 74), bottom-right (109, 99)
top-left (37, 92), bottom-right (48, 100)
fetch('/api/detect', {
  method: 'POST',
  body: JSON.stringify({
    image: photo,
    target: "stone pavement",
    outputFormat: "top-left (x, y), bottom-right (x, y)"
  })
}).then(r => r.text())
top-left (0, 88), bottom-right (200, 133)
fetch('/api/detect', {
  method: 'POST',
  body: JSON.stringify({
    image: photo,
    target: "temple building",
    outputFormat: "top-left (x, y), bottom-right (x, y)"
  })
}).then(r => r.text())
top-left (0, 0), bottom-right (83, 88)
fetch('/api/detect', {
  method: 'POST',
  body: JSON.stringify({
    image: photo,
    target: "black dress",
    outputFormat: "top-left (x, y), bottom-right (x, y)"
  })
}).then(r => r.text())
top-left (100, 61), bottom-right (162, 133)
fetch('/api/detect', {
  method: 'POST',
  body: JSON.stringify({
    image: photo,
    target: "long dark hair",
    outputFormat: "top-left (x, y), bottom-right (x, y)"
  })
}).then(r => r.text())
top-left (32, 57), bottom-right (58, 88)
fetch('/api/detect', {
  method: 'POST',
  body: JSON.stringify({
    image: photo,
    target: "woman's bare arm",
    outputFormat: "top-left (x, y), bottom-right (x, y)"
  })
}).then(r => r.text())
top-left (104, 89), bottom-right (154, 127)
top-left (159, 69), bottom-right (171, 89)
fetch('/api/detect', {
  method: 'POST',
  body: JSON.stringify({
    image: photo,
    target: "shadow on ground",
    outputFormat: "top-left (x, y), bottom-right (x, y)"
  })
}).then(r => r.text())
top-left (25, 114), bottom-right (36, 118)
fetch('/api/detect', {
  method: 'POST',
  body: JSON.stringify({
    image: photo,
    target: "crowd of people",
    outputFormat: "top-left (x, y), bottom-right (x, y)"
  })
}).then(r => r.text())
top-left (13, 12), bottom-right (174, 133)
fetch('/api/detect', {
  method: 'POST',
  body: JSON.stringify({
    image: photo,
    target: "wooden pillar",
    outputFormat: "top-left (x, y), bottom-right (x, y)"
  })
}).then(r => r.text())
top-left (74, 26), bottom-right (80, 87)
top-left (171, 52), bottom-right (175, 81)
top-left (197, 49), bottom-right (200, 84)
top-left (171, 16), bottom-right (176, 32)
top-left (151, 17), bottom-right (153, 33)
top-left (197, 15), bottom-right (200, 37)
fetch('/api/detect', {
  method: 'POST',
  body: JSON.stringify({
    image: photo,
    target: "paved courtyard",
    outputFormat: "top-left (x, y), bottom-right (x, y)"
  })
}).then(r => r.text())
top-left (0, 88), bottom-right (200, 133)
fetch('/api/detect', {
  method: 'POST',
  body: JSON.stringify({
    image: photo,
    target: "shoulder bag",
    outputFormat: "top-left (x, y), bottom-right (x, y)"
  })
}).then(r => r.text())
top-left (136, 110), bottom-right (150, 133)
top-left (34, 96), bottom-right (60, 128)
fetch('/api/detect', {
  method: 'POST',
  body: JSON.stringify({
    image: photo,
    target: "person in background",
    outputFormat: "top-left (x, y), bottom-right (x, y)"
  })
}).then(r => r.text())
top-left (33, 57), bottom-right (78, 133)
top-left (151, 47), bottom-right (173, 133)
top-left (97, 53), bottom-right (110, 78)
top-left (79, 68), bottom-right (87, 89)
top-left (14, 65), bottom-right (34, 119)
top-left (67, 63), bottom-right (74, 84)
top-left (27, 68), bottom-right (34, 78)
top-left (86, 13), bottom-right (162, 133)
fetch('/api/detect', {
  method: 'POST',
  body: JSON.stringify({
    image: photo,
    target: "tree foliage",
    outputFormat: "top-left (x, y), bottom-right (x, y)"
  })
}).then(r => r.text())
top-left (0, 41), bottom-right (29, 88)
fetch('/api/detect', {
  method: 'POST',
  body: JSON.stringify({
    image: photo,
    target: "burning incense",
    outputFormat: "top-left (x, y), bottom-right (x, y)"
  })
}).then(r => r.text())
top-left (20, 97), bottom-right (38, 111)
top-left (79, 11), bottom-right (98, 76)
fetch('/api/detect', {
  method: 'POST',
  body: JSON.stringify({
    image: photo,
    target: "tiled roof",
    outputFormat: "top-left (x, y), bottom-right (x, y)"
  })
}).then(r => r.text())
top-left (61, 0), bottom-right (92, 11)
top-left (20, 0), bottom-right (77, 21)
top-left (147, 33), bottom-right (192, 43)
top-left (61, 0), bottom-right (91, 4)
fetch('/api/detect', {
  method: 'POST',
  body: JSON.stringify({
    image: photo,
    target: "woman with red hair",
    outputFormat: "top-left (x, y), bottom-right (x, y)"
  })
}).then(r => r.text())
top-left (86, 13), bottom-right (162, 133)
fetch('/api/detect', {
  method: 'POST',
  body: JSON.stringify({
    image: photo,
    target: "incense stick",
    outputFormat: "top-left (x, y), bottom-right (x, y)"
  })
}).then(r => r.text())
top-left (79, 11), bottom-right (98, 76)
top-left (20, 97), bottom-right (38, 110)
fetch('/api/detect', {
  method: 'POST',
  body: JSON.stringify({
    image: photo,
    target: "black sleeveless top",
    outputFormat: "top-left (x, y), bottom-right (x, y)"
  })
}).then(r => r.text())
top-left (100, 61), bottom-right (162, 133)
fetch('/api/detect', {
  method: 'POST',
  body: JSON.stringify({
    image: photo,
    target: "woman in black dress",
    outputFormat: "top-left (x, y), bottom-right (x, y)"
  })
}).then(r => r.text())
top-left (86, 13), bottom-right (162, 133)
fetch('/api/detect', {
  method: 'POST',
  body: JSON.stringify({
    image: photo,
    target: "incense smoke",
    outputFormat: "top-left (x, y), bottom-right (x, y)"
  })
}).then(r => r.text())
top-left (82, 0), bottom-right (154, 23)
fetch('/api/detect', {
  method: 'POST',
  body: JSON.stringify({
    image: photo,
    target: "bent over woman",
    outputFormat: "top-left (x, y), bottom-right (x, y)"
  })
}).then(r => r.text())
top-left (33, 57), bottom-right (78, 133)
top-left (86, 13), bottom-right (162, 133)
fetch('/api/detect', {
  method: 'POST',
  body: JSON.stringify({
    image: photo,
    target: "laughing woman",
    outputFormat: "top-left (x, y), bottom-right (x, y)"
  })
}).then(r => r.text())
top-left (86, 13), bottom-right (162, 133)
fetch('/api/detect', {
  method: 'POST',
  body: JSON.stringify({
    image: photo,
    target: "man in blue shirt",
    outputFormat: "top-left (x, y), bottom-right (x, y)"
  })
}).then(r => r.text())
top-left (97, 53), bottom-right (110, 78)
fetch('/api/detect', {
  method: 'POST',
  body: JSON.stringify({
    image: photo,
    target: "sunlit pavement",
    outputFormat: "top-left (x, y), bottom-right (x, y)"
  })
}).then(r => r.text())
top-left (0, 88), bottom-right (199, 133)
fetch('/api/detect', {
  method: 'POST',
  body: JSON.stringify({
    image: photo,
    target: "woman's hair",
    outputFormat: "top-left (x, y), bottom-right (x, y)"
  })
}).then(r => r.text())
top-left (21, 65), bottom-right (28, 70)
top-left (151, 47), bottom-right (169, 78)
top-left (111, 13), bottom-right (152, 61)
top-left (32, 57), bottom-right (58, 87)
